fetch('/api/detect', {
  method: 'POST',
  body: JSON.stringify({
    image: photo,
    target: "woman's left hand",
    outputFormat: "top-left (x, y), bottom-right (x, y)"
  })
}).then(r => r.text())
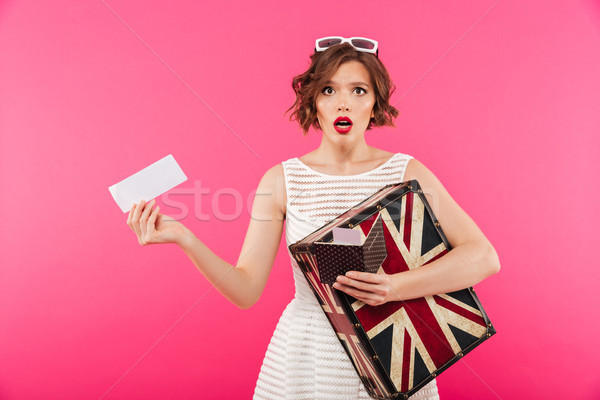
top-left (332, 270), bottom-right (395, 306)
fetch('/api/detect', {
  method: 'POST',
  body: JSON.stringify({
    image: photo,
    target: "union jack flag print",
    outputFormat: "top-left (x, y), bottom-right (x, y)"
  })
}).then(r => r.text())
top-left (290, 180), bottom-right (495, 399)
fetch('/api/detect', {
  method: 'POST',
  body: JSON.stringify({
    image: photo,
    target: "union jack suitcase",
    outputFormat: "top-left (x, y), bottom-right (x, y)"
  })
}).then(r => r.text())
top-left (289, 180), bottom-right (496, 399)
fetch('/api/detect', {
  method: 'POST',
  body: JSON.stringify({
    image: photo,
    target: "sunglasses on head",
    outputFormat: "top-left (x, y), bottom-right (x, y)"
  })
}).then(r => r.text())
top-left (315, 36), bottom-right (379, 56)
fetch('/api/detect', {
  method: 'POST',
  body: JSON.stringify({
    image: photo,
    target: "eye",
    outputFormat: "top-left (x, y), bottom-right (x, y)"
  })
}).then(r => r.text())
top-left (353, 87), bottom-right (367, 95)
top-left (322, 86), bottom-right (335, 95)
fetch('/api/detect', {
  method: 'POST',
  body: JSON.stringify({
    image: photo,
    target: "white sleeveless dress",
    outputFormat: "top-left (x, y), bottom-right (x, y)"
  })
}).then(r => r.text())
top-left (253, 153), bottom-right (439, 399)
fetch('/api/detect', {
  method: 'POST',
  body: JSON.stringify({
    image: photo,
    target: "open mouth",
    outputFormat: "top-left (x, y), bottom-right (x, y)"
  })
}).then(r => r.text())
top-left (334, 117), bottom-right (353, 133)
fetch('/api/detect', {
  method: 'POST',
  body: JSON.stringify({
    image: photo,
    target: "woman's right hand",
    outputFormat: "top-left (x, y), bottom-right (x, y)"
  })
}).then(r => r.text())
top-left (127, 199), bottom-right (189, 246)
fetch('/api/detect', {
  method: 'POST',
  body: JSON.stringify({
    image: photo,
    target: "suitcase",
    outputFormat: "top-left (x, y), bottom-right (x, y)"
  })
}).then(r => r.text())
top-left (289, 180), bottom-right (496, 399)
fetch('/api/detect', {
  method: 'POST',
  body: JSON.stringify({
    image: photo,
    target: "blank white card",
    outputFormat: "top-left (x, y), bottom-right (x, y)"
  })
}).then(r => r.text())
top-left (108, 154), bottom-right (187, 213)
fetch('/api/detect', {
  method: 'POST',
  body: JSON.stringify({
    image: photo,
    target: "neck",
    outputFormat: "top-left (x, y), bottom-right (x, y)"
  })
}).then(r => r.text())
top-left (315, 135), bottom-right (372, 165)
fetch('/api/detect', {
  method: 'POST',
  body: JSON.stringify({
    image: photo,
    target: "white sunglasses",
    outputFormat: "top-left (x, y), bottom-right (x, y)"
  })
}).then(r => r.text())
top-left (315, 36), bottom-right (379, 56)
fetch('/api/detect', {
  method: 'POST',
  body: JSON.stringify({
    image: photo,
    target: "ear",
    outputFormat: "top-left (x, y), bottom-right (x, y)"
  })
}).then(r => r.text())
top-left (370, 108), bottom-right (375, 119)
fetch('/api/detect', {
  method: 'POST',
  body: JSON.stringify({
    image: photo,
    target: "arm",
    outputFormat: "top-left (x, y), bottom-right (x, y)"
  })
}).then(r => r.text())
top-left (333, 158), bottom-right (500, 305)
top-left (128, 164), bottom-right (286, 309)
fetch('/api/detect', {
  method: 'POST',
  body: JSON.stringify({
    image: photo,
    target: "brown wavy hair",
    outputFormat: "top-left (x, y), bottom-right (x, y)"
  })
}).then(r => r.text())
top-left (287, 42), bottom-right (399, 135)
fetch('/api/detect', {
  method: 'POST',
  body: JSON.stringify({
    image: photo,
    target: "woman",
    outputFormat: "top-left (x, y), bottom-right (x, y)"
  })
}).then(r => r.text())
top-left (127, 37), bottom-right (500, 399)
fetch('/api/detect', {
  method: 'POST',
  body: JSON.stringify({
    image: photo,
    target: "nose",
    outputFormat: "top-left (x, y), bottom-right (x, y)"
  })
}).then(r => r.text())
top-left (337, 102), bottom-right (351, 112)
top-left (336, 89), bottom-right (352, 112)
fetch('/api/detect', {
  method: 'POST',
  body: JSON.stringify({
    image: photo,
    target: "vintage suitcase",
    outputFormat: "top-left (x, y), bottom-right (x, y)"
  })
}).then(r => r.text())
top-left (289, 180), bottom-right (496, 399)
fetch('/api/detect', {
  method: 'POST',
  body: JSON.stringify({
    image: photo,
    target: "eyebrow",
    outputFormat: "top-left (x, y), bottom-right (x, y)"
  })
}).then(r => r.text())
top-left (325, 81), bottom-right (370, 87)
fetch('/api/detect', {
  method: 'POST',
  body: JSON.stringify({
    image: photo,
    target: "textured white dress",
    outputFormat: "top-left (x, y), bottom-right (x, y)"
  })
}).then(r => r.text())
top-left (253, 153), bottom-right (439, 400)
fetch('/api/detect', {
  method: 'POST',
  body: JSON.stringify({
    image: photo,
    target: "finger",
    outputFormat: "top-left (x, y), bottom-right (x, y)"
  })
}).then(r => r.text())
top-left (338, 275), bottom-right (389, 297)
top-left (336, 275), bottom-right (373, 292)
top-left (334, 282), bottom-right (384, 306)
top-left (139, 199), bottom-right (155, 239)
top-left (345, 271), bottom-right (383, 283)
top-left (131, 201), bottom-right (145, 244)
top-left (131, 199), bottom-right (146, 236)
top-left (338, 272), bottom-right (378, 287)
top-left (127, 204), bottom-right (136, 228)
top-left (146, 206), bottom-right (160, 241)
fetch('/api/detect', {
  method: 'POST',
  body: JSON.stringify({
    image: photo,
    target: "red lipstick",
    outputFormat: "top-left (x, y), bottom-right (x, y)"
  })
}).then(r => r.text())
top-left (334, 116), bottom-right (353, 133)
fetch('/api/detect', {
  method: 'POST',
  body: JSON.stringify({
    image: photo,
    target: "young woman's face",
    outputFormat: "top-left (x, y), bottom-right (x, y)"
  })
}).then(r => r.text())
top-left (315, 60), bottom-right (376, 142)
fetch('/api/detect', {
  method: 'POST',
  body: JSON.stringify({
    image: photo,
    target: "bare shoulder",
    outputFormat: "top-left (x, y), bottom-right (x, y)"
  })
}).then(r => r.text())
top-left (404, 157), bottom-right (492, 248)
top-left (404, 158), bottom-right (441, 186)
top-left (260, 163), bottom-right (285, 184)
top-left (403, 157), bottom-right (453, 209)
top-left (256, 163), bottom-right (286, 218)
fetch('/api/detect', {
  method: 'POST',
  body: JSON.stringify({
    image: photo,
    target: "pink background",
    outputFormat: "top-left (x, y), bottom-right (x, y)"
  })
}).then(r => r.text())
top-left (1, 0), bottom-right (599, 399)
